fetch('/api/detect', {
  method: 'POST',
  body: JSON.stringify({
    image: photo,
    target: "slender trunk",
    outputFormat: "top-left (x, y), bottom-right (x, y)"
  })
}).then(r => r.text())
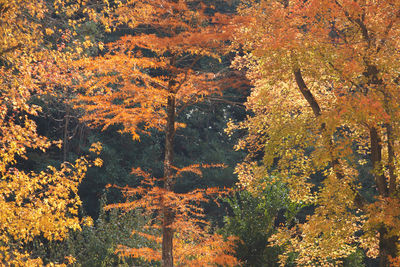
top-left (369, 127), bottom-right (399, 266)
top-left (294, 69), bottom-right (343, 176)
top-left (294, 68), bottom-right (368, 209)
top-left (63, 105), bottom-right (70, 162)
top-left (379, 226), bottom-right (398, 267)
top-left (381, 93), bottom-right (397, 195)
top-left (293, 69), bottom-right (321, 117)
top-left (162, 94), bottom-right (175, 267)
top-left (362, 61), bottom-right (399, 265)
top-left (386, 123), bottom-right (397, 195)
top-left (369, 127), bottom-right (398, 266)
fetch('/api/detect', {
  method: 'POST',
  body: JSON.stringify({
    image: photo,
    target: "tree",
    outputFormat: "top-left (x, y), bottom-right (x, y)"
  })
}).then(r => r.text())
top-left (76, 0), bottom-right (238, 266)
top-left (0, 1), bottom-right (103, 264)
top-left (105, 167), bottom-right (238, 266)
top-left (230, 0), bottom-right (400, 266)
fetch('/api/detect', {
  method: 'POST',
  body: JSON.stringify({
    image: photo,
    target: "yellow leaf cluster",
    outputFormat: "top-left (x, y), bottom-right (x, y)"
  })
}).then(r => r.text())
top-left (0, 0), bottom-right (103, 264)
top-left (231, 0), bottom-right (400, 264)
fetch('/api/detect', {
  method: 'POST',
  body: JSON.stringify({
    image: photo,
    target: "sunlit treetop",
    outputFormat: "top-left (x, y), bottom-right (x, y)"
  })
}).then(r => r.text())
top-left (230, 0), bottom-right (400, 265)
top-left (76, 0), bottom-right (235, 139)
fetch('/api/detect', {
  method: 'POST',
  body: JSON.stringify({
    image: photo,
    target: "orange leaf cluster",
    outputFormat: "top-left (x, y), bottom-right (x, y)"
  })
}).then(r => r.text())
top-left (106, 167), bottom-right (238, 266)
top-left (76, 0), bottom-right (233, 139)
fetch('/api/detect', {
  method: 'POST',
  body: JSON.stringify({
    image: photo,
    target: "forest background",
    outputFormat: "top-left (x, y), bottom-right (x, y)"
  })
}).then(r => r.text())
top-left (1, 0), bottom-right (400, 266)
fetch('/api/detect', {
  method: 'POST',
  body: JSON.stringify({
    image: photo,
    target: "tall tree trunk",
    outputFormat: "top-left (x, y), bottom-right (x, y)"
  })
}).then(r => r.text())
top-left (370, 127), bottom-right (398, 266)
top-left (162, 94), bottom-right (175, 267)
top-left (362, 58), bottom-right (399, 265)
top-left (379, 226), bottom-right (398, 267)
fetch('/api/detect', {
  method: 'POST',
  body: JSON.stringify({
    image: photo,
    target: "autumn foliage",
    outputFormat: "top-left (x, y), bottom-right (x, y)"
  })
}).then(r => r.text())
top-left (6, 0), bottom-right (400, 265)
top-left (230, 0), bottom-right (400, 265)
top-left (77, 0), bottom-right (232, 138)
top-left (106, 166), bottom-right (238, 266)
top-left (76, 0), bottom-right (238, 266)
top-left (0, 0), bottom-right (104, 265)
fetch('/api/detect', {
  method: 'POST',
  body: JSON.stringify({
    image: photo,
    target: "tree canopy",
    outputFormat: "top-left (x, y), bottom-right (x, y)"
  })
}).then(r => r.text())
top-left (230, 0), bottom-right (400, 265)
